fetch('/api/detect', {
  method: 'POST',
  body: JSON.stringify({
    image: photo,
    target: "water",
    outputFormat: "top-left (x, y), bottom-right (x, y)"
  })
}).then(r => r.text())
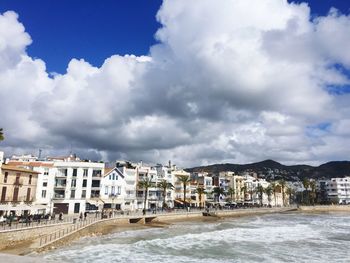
top-left (43, 213), bottom-right (350, 262)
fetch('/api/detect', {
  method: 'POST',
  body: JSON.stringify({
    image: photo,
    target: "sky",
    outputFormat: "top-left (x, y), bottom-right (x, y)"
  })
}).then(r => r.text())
top-left (0, 0), bottom-right (350, 167)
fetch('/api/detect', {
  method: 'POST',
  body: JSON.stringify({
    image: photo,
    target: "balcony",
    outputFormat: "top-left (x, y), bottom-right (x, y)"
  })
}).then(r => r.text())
top-left (54, 194), bottom-right (65, 199)
top-left (54, 184), bottom-right (66, 189)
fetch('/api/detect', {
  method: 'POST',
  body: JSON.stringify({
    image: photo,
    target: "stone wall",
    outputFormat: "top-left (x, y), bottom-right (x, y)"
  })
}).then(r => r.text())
top-left (299, 205), bottom-right (350, 212)
top-left (0, 223), bottom-right (71, 250)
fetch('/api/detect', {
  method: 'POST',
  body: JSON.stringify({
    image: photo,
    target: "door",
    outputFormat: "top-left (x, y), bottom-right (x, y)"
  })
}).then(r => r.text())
top-left (26, 188), bottom-right (31, 202)
top-left (13, 187), bottom-right (19, 202)
top-left (74, 203), bottom-right (80, 213)
top-left (1, 186), bottom-right (6, 202)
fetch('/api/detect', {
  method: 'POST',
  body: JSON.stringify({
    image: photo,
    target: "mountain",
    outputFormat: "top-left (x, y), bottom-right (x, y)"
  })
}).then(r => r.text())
top-left (185, 160), bottom-right (350, 181)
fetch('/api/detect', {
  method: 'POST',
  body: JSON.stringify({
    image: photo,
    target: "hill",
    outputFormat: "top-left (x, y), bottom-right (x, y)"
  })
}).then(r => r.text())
top-left (185, 160), bottom-right (350, 181)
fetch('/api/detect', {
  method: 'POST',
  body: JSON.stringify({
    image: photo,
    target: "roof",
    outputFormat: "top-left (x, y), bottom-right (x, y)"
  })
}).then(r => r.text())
top-left (7, 161), bottom-right (54, 167)
top-left (103, 167), bottom-right (125, 178)
top-left (104, 167), bottom-right (114, 176)
top-left (1, 164), bottom-right (40, 174)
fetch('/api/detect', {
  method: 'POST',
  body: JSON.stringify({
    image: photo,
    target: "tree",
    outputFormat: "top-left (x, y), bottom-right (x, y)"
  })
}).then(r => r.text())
top-left (265, 186), bottom-right (273, 207)
top-left (196, 186), bottom-right (206, 209)
top-left (241, 186), bottom-right (247, 202)
top-left (270, 182), bottom-right (278, 207)
top-left (227, 187), bottom-right (235, 203)
top-left (279, 179), bottom-right (287, 206)
top-left (178, 175), bottom-right (191, 209)
top-left (212, 187), bottom-right (225, 203)
top-left (302, 178), bottom-right (310, 205)
top-left (286, 187), bottom-right (295, 205)
top-left (158, 179), bottom-right (174, 209)
top-left (256, 185), bottom-right (264, 206)
top-left (0, 128), bottom-right (4, 141)
top-left (138, 177), bottom-right (154, 215)
top-left (310, 180), bottom-right (317, 205)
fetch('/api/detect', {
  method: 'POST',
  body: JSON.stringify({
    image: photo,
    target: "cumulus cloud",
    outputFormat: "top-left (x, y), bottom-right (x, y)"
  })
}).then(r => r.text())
top-left (1, 0), bottom-right (350, 167)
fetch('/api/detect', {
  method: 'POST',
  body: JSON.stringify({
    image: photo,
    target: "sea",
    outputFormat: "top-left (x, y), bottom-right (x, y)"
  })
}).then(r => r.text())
top-left (43, 212), bottom-right (350, 263)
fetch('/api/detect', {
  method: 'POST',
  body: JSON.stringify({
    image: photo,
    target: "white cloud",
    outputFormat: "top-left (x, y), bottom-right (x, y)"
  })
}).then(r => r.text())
top-left (1, 1), bottom-right (350, 166)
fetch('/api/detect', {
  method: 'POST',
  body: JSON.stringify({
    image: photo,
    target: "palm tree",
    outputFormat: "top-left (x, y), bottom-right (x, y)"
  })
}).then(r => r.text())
top-left (279, 180), bottom-right (287, 206)
top-left (196, 186), bottom-right (206, 209)
top-left (310, 180), bottom-right (317, 205)
top-left (178, 175), bottom-right (191, 209)
top-left (138, 177), bottom-right (154, 215)
top-left (0, 128), bottom-right (4, 141)
top-left (265, 186), bottom-right (273, 207)
top-left (158, 179), bottom-right (174, 210)
top-left (256, 185), bottom-right (264, 206)
top-left (227, 187), bottom-right (235, 203)
top-left (270, 182), bottom-right (278, 207)
top-left (286, 187), bottom-right (294, 205)
top-left (241, 186), bottom-right (247, 202)
top-left (212, 187), bottom-right (225, 203)
top-left (302, 178), bottom-right (310, 205)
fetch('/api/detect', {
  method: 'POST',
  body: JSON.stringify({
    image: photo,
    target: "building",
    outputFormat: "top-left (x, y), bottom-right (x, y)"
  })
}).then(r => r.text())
top-left (326, 177), bottom-right (350, 204)
top-left (7, 154), bottom-right (105, 214)
top-left (100, 167), bottom-right (128, 211)
top-left (0, 163), bottom-right (39, 216)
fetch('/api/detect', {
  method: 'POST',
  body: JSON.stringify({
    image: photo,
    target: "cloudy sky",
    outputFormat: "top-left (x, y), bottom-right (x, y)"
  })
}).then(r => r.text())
top-left (0, 0), bottom-right (350, 167)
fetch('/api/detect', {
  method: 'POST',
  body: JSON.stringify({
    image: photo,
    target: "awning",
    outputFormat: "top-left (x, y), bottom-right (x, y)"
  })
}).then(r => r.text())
top-left (0, 204), bottom-right (12, 211)
top-left (10, 204), bottom-right (32, 211)
top-left (31, 204), bottom-right (48, 210)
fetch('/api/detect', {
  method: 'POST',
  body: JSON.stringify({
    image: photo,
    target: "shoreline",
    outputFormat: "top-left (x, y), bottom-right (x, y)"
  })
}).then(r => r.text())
top-left (0, 206), bottom-right (349, 258)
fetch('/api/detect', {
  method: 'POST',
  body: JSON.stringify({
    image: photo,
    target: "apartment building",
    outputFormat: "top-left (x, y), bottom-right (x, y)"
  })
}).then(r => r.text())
top-left (7, 154), bottom-right (105, 214)
top-left (326, 177), bottom-right (350, 204)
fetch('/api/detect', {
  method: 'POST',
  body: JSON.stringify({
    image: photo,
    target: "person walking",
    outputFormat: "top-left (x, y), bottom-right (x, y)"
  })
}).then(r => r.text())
top-left (79, 212), bottom-right (83, 221)
top-left (84, 211), bottom-right (87, 220)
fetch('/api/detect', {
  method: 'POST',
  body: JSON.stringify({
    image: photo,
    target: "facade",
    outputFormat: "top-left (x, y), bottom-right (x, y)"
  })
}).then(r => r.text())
top-left (325, 177), bottom-right (350, 204)
top-left (100, 167), bottom-right (127, 210)
top-left (7, 155), bottom-right (105, 214)
top-left (173, 169), bottom-right (191, 207)
top-left (0, 164), bottom-right (39, 215)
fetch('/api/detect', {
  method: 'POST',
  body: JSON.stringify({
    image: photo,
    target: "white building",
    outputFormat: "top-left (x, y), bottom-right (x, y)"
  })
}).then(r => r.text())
top-left (8, 155), bottom-right (105, 214)
top-left (326, 177), bottom-right (350, 204)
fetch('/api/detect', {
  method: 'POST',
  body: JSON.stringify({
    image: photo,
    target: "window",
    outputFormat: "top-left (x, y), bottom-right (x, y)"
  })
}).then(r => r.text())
top-left (117, 186), bottom-right (121, 195)
top-left (44, 168), bottom-right (49, 176)
top-left (4, 172), bottom-right (8, 183)
top-left (71, 179), bottom-right (76, 187)
top-left (72, 169), bottom-right (77, 177)
top-left (82, 179), bottom-right (87, 188)
top-left (82, 190), bottom-right (86, 198)
top-left (1, 187), bottom-right (6, 202)
top-left (29, 174), bottom-right (32, 184)
top-left (42, 190), bottom-right (47, 198)
top-left (26, 188), bottom-right (31, 202)
top-left (111, 186), bottom-right (115, 195)
top-left (83, 169), bottom-right (88, 177)
top-left (112, 174), bottom-right (115, 180)
top-left (70, 190), bottom-right (75, 198)
top-left (92, 180), bottom-right (100, 188)
top-left (92, 170), bottom-right (101, 177)
top-left (105, 186), bottom-right (109, 195)
top-left (43, 182), bottom-right (48, 187)
top-left (15, 174), bottom-right (20, 185)
top-left (109, 175), bottom-right (111, 180)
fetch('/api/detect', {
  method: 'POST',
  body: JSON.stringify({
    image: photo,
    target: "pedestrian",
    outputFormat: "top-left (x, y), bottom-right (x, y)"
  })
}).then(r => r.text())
top-left (59, 212), bottom-right (63, 221)
top-left (79, 212), bottom-right (83, 221)
top-left (84, 211), bottom-right (87, 220)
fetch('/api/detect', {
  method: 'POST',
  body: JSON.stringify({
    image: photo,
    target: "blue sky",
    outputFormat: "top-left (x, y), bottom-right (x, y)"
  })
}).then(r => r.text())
top-left (0, 0), bottom-right (162, 73)
top-left (0, 0), bottom-right (348, 73)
